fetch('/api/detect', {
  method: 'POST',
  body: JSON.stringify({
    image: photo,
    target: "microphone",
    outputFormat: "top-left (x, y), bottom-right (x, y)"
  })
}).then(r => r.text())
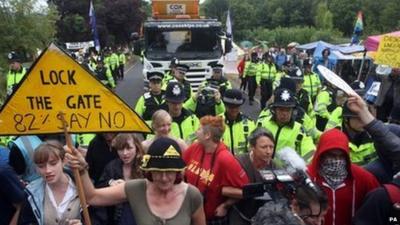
top-left (276, 147), bottom-right (320, 194)
top-left (276, 147), bottom-right (307, 174)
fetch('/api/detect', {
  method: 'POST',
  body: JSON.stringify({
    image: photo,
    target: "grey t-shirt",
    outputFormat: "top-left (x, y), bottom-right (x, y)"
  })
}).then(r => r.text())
top-left (125, 179), bottom-right (202, 225)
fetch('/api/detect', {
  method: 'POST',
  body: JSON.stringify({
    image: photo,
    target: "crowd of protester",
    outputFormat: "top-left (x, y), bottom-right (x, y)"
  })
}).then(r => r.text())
top-left (1, 43), bottom-right (400, 225)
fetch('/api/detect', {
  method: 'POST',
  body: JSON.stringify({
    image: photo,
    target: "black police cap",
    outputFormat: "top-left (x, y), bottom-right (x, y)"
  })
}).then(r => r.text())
top-left (8, 51), bottom-right (21, 62)
top-left (176, 64), bottom-right (190, 73)
top-left (147, 71), bottom-right (164, 81)
top-left (208, 62), bottom-right (224, 70)
top-left (223, 89), bottom-right (245, 106)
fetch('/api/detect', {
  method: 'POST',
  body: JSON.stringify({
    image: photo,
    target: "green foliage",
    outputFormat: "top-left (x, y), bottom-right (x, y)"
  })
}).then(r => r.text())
top-left (315, 2), bottom-right (333, 30)
top-left (327, 0), bottom-right (360, 36)
top-left (202, 0), bottom-right (229, 23)
top-left (201, 0), bottom-right (400, 43)
top-left (247, 26), bottom-right (343, 47)
top-left (52, 0), bottom-right (146, 47)
top-left (0, 0), bottom-right (57, 102)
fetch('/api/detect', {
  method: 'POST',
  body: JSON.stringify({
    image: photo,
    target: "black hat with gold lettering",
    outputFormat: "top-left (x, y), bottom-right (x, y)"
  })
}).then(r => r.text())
top-left (140, 137), bottom-right (185, 171)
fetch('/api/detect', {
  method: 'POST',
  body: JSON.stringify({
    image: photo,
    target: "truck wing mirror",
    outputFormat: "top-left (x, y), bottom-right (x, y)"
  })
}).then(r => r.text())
top-left (224, 35), bottom-right (233, 54)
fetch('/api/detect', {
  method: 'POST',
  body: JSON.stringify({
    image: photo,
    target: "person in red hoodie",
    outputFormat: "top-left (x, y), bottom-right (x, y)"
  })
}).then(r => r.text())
top-left (307, 128), bottom-right (380, 225)
top-left (184, 115), bottom-right (249, 225)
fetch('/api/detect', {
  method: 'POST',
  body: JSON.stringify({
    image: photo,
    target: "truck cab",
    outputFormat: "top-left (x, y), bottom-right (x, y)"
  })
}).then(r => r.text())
top-left (137, 0), bottom-right (229, 91)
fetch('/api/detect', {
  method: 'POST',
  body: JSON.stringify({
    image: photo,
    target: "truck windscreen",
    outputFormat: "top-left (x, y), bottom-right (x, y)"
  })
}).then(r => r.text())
top-left (145, 28), bottom-right (222, 60)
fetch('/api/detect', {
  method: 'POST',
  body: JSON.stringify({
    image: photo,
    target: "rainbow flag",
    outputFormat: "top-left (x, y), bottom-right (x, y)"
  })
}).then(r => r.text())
top-left (351, 11), bottom-right (363, 45)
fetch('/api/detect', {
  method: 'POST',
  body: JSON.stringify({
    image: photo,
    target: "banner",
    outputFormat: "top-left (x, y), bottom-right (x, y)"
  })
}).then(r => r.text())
top-left (375, 35), bottom-right (400, 68)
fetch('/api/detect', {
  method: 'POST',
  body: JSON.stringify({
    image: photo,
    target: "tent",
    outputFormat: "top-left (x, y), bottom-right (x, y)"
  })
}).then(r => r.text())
top-left (298, 40), bottom-right (365, 54)
top-left (364, 31), bottom-right (400, 51)
top-left (297, 41), bottom-right (334, 50)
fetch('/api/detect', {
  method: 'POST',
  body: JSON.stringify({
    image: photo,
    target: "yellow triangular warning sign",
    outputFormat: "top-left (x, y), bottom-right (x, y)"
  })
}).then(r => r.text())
top-left (0, 43), bottom-right (151, 135)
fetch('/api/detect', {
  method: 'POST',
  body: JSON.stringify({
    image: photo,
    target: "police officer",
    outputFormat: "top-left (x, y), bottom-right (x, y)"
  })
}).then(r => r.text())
top-left (287, 67), bottom-right (312, 114)
top-left (163, 64), bottom-right (192, 102)
top-left (135, 71), bottom-right (166, 121)
top-left (244, 52), bottom-right (259, 105)
top-left (259, 78), bottom-right (319, 142)
top-left (162, 57), bottom-right (179, 89)
top-left (303, 59), bottom-right (321, 103)
top-left (314, 79), bottom-right (337, 131)
top-left (222, 89), bottom-right (256, 155)
top-left (6, 51), bottom-right (26, 96)
top-left (257, 87), bottom-right (315, 162)
top-left (325, 81), bottom-right (365, 130)
top-left (164, 82), bottom-right (199, 142)
top-left (104, 48), bottom-right (120, 82)
top-left (340, 102), bottom-right (377, 165)
top-left (183, 86), bottom-right (225, 118)
top-left (118, 48), bottom-right (126, 80)
top-left (257, 53), bottom-right (278, 109)
top-left (94, 56), bottom-right (116, 89)
top-left (200, 63), bottom-right (232, 96)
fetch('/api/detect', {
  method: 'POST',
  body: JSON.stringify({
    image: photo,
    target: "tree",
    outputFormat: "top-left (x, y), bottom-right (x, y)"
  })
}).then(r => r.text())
top-left (314, 2), bottom-right (333, 30)
top-left (202, 0), bottom-right (229, 22)
top-left (327, 0), bottom-right (361, 36)
top-left (379, 0), bottom-right (400, 33)
top-left (271, 7), bottom-right (285, 27)
top-left (51, 0), bottom-right (146, 47)
top-left (103, 0), bottom-right (145, 46)
top-left (0, 0), bottom-right (58, 101)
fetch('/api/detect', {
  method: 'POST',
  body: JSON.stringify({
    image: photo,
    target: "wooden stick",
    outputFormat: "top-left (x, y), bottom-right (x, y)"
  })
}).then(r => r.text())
top-left (58, 112), bottom-right (92, 225)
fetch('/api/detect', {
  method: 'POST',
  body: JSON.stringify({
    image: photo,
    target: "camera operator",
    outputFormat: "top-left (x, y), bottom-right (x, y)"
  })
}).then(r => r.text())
top-left (201, 63), bottom-right (232, 97)
top-left (252, 183), bottom-right (328, 225)
top-left (227, 127), bottom-right (276, 225)
top-left (184, 86), bottom-right (225, 119)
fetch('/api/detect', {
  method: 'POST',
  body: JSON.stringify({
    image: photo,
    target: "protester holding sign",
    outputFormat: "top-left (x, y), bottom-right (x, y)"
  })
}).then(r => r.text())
top-left (66, 137), bottom-right (206, 225)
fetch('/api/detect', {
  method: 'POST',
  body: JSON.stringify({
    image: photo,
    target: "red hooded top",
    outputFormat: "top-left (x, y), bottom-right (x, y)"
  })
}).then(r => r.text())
top-left (307, 129), bottom-right (379, 225)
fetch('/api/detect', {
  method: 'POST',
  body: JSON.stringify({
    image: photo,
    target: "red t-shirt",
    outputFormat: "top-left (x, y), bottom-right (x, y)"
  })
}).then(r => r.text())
top-left (183, 142), bottom-right (249, 219)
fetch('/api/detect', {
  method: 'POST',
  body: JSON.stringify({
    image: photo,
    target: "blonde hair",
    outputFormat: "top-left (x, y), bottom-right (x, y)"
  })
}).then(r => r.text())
top-left (151, 109), bottom-right (172, 130)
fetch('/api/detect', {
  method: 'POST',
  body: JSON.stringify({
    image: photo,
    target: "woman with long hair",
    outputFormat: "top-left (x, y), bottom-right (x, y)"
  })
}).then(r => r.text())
top-left (96, 133), bottom-right (144, 225)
